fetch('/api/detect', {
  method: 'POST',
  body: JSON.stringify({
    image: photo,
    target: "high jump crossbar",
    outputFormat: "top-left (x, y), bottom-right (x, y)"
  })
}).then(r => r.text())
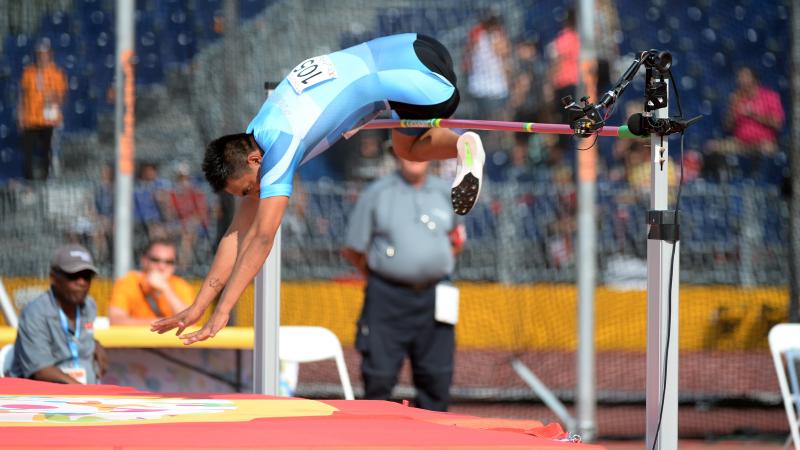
top-left (353, 118), bottom-right (637, 138)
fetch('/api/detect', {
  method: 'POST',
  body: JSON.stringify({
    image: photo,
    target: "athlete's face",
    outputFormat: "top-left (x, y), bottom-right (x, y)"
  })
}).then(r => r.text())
top-left (225, 152), bottom-right (262, 199)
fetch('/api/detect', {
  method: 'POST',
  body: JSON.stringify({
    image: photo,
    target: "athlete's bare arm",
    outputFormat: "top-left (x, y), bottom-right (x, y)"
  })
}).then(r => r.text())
top-left (177, 195), bottom-right (289, 344)
top-left (150, 197), bottom-right (259, 335)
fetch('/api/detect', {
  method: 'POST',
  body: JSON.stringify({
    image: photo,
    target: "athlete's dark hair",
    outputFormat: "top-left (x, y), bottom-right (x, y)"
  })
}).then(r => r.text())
top-left (202, 133), bottom-right (254, 193)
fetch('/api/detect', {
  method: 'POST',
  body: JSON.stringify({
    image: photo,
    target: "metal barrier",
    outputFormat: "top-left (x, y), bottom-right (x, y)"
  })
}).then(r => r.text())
top-left (0, 179), bottom-right (788, 286)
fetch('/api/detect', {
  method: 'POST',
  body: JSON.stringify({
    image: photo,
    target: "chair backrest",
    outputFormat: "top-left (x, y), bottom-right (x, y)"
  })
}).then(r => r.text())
top-left (279, 326), bottom-right (354, 400)
top-left (769, 323), bottom-right (800, 449)
top-left (0, 278), bottom-right (19, 329)
top-left (0, 344), bottom-right (14, 377)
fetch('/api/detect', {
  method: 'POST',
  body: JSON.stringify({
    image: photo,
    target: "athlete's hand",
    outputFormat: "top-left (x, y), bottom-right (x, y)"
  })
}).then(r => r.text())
top-left (178, 311), bottom-right (229, 345)
top-left (150, 304), bottom-right (204, 336)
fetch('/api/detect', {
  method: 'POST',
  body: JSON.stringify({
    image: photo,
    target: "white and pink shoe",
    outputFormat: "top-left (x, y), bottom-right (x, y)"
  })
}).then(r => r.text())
top-left (450, 131), bottom-right (485, 216)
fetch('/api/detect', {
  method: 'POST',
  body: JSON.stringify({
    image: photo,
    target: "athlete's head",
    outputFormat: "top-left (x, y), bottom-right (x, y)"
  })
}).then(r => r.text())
top-left (203, 133), bottom-right (262, 198)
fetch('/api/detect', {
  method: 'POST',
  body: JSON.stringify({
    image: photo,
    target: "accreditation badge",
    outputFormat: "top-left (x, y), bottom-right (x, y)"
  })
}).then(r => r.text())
top-left (435, 283), bottom-right (460, 325)
top-left (43, 103), bottom-right (59, 122)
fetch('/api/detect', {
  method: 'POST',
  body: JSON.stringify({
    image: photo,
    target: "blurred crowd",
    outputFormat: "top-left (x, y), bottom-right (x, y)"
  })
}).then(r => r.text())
top-left (302, 6), bottom-right (786, 191)
top-left (76, 160), bottom-right (215, 270)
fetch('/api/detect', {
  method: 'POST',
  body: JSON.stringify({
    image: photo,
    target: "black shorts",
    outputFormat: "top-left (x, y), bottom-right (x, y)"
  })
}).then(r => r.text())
top-left (388, 34), bottom-right (460, 120)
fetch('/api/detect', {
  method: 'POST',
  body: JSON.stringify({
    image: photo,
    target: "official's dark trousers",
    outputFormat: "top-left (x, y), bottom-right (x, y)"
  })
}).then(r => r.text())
top-left (356, 272), bottom-right (454, 411)
top-left (21, 126), bottom-right (54, 181)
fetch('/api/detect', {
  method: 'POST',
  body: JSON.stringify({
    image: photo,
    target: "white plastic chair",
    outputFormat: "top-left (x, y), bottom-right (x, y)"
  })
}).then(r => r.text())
top-left (769, 323), bottom-right (800, 449)
top-left (0, 344), bottom-right (14, 377)
top-left (0, 277), bottom-right (18, 329)
top-left (279, 326), bottom-right (354, 400)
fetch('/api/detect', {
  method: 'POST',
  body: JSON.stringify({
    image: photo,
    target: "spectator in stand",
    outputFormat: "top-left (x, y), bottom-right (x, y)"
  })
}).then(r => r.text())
top-left (91, 164), bottom-right (115, 264)
top-left (10, 244), bottom-right (107, 384)
top-left (108, 239), bottom-right (194, 325)
top-left (17, 39), bottom-right (67, 181)
top-left (463, 9), bottom-right (511, 119)
top-left (548, 8), bottom-right (579, 157)
top-left (594, 0), bottom-right (622, 94)
top-left (508, 38), bottom-right (552, 177)
top-left (704, 66), bottom-right (785, 183)
top-left (463, 9), bottom-right (511, 153)
top-left (134, 161), bottom-right (171, 240)
top-left (166, 162), bottom-right (209, 271)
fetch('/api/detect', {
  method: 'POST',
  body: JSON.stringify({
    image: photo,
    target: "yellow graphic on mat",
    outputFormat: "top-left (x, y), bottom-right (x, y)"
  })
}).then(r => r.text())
top-left (0, 395), bottom-right (337, 426)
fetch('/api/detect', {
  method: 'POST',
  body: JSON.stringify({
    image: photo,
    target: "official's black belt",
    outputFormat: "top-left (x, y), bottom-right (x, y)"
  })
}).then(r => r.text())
top-left (368, 271), bottom-right (440, 293)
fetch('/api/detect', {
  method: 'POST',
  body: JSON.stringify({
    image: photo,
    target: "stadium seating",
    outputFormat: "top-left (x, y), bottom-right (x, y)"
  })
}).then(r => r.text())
top-left (0, 0), bottom-right (791, 182)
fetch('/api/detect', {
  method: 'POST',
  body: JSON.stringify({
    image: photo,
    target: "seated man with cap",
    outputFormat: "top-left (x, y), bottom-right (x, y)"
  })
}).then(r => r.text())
top-left (9, 244), bottom-right (108, 384)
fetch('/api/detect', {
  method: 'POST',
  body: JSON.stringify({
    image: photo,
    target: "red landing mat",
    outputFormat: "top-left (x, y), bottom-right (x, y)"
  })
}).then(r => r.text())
top-left (0, 378), bottom-right (604, 449)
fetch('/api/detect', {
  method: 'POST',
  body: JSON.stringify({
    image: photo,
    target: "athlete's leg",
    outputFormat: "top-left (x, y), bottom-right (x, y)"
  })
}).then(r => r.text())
top-left (388, 35), bottom-right (461, 163)
top-left (391, 128), bottom-right (485, 216)
top-left (391, 128), bottom-right (458, 162)
top-left (387, 34), bottom-right (485, 215)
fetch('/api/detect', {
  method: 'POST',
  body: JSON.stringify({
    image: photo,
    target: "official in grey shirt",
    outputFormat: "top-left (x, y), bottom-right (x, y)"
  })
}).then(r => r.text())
top-left (343, 155), bottom-right (466, 411)
top-left (10, 244), bottom-right (108, 384)
top-left (344, 166), bottom-right (457, 286)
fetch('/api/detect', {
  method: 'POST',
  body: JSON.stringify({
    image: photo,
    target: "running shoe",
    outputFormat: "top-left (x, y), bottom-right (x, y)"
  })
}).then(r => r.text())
top-left (451, 131), bottom-right (485, 216)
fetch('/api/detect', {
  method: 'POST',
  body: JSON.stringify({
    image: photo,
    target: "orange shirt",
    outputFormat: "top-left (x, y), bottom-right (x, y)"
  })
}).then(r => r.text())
top-left (110, 271), bottom-right (195, 319)
top-left (19, 62), bottom-right (67, 129)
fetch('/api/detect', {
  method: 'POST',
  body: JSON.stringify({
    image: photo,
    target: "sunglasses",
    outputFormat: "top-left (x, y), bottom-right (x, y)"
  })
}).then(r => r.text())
top-left (56, 269), bottom-right (95, 281)
top-left (146, 255), bottom-right (176, 265)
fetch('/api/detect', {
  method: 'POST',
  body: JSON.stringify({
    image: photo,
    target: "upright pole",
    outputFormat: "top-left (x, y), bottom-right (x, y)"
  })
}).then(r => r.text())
top-left (576, 0), bottom-right (598, 441)
top-left (222, 0), bottom-right (240, 327)
top-left (113, 0), bottom-right (135, 278)
top-left (253, 227), bottom-right (281, 394)
top-left (222, 0), bottom-right (239, 136)
top-left (253, 81), bottom-right (281, 395)
top-left (788, 0), bottom-right (800, 322)
top-left (644, 67), bottom-right (679, 450)
top-left (221, 0), bottom-right (243, 388)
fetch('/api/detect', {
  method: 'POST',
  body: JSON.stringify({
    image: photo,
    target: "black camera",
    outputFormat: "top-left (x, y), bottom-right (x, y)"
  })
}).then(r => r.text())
top-left (562, 95), bottom-right (605, 137)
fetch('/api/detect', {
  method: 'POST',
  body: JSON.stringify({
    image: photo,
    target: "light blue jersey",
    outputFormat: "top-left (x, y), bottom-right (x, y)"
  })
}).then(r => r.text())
top-left (246, 33), bottom-right (456, 198)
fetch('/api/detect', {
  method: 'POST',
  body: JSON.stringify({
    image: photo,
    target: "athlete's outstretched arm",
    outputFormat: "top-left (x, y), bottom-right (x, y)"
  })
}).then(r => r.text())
top-left (178, 195), bottom-right (289, 345)
top-left (150, 196), bottom-right (259, 335)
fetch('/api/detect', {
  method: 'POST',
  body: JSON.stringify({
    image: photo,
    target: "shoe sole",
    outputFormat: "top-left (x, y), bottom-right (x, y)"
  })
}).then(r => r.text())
top-left (451, 173), bottom-right (480, 216)
top-left (451, 132), bottom-right (484, 216)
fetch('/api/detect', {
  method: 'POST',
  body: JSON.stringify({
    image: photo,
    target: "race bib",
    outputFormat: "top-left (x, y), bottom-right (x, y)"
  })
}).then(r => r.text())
top-left (287, 55), bottom-right (337, 95)
top-left (62, 366), bottom-right (87, 384)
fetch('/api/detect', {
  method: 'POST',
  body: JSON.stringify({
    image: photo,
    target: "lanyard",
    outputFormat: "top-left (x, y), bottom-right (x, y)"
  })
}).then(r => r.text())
top-left (52, 290), bottom-right (81, 368)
